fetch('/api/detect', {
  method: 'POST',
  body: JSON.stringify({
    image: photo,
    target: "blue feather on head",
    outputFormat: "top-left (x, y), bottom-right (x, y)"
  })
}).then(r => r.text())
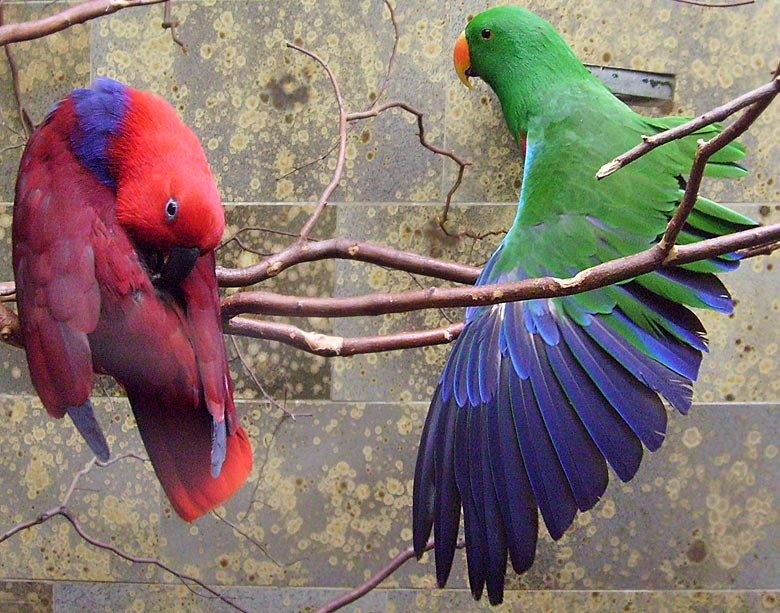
top-left (69, 78), bottom-right (130, 188)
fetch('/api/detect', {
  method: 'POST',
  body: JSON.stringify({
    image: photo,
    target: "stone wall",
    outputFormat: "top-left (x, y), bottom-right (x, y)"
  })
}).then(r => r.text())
top-left (1, 1), bottom-right (779, 611)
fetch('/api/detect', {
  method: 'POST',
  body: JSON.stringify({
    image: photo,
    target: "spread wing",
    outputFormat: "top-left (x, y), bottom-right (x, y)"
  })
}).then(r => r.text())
top-left (413, 84), bottom-right (756, 605)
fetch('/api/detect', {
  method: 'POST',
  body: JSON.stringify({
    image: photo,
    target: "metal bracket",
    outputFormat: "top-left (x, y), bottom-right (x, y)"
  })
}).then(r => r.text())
top-left (586, 65), bottom-right (675, 106)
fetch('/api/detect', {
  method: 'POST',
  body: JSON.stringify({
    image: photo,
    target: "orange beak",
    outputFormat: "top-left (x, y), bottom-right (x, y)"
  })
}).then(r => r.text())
top-left (453, 32), bottom-right (473, 88)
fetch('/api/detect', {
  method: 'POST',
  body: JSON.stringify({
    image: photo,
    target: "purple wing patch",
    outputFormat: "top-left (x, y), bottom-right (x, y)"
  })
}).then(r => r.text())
top-left (69, 78), bottom-right (130, 187)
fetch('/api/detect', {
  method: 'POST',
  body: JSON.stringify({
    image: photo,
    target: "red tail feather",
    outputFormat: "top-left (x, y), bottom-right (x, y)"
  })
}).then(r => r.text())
top-left (130, 395), bottom-right (252, 521)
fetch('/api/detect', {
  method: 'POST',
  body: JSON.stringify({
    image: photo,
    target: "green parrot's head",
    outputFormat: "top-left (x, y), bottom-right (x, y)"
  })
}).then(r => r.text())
top-left (454, 6), bottom-right (585, 99)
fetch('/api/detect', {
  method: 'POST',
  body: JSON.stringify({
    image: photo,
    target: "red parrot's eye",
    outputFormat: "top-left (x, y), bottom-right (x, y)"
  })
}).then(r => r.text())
top-left (480, 28), bottom-right (492, 40)
top-left (164, 198), bottom-right (179, 221)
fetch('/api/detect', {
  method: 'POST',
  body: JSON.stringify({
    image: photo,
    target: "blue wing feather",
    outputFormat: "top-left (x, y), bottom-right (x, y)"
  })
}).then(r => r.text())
top-left (528, 331), bottom-right (607, 511)
top-left (486, 359), bottom-right (538, 573)
top-left (584, 314), bottom-right (695, 414)
top-left (610, 282), bottom-right (709, 352)
top-left (508, 358), bottom-right (577, 540)
top-left (466, 317), bottom-right (490, 407)
top-left (413, 386), bottom-right (443, 554)
top-left (471, 403), bottom-right (507, 604)
top-left (446, 320), bottom-right (478, 407)
top-left (601, 309), bottom-right (701, 381)
top-left (644, 267), bottom-right (734, 313)
top-left (478, 309), bottom-right (502, 403)
top-left (503, 302), bottom-right (532, 378)
top-left (524, 300), bottom-right (560, 345)
top-left (546, 329), bottom-right (643, 482)
top-left (433, 396), bottom-right (461, 588)
top-left (454, 405), bottom-right (487, 599)
top-left (434, 391), bottom-right (462, 586)
top-left (557, 315), bottom-right (667, 451)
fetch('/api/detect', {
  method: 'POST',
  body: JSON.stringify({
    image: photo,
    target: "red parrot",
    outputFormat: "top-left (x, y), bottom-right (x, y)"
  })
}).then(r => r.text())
top-left (12, 78), bottom-right (253, 521)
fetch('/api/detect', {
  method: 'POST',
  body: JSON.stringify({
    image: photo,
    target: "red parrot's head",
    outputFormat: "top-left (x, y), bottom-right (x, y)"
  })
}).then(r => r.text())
top-left (70, 79), bottom-right (225, 255)
top-left (111, 87), bottom-right (225, 254)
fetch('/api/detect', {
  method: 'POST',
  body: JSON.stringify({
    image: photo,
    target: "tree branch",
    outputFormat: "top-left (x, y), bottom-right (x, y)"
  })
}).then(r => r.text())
top-left (660, 95), bottom-right (778, 252)
top-left (220, 221), bottom-right (780, 320)
top-left (597, 77), bottom-right (780, 179)
top-left (226, 317), bottom-right (464, 357)
top-left (0, 302), bottom-right (22, 348)
top-left (670, 0), bottom-right (754, 7)
top-left (4, 222), bottom-right (780, 354)
top-left (217, 237), bottom-right (480, 287)
top-left (0, 454), bottom-right (247, 612)
top-left (314, 538), bottom-right (465, 613)
top-left (0, 0), bottom-right (167, 47)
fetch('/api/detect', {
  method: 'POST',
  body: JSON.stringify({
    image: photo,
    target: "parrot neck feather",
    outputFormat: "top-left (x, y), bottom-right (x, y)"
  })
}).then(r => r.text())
top-left (492, 57), bottom-right (599, 141)
top-left (466, 7), bottom-right (600, 139)
top-left (70, 78), bottom-right (131, 187)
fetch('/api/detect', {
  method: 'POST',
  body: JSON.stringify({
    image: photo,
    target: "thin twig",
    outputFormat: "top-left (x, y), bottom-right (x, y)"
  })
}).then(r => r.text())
top-left (286, 42), bottom-right (347, 242)
top-left (369, 0), bottom-right (399, 109)
top-left (738, 240), bottom-right (780, 260)
top-left (275, 0), bottom-right (398, 183)
top-left (670, 0), bottom-right (754, 7)
top-left (229, 334), bottom-right (303, 419)
top-left (0, 456), bottom-right (97, 543)
top-left (238, 408), bottom-right (294, 521)
top-left (348, 101), bottom-right (473, 234)
top-left (0, 1), bottom-right (34, 136)
top-left (597, 77), bottom-right (780, 179)
top-left (0, 454), bottom-right (246, 611)
top-left (659, 91), bottom-right (778, 252)
top-left (212, 510), bottom-right (289, 568)
top-left (0, 142), bottom-right (24, 154)
top-left (161, 0), bottom-right (187, 53)
top-left (314, 538), bottom-right (465, 613)
top-left (0, 0), bottom-right (167, 46)
top-left (61, 511), bottom-right (247, 611)
top-left (219, 225), bottom-right (321, 258)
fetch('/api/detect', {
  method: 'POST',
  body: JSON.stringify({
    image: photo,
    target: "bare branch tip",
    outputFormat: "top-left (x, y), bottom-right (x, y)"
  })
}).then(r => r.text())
top-left (596, 159), bottom-right (621, 180)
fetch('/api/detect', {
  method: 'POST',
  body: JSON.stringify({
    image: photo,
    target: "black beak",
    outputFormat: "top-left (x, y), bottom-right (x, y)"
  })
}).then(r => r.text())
top-left (157, 246), bottom-right (201, 288)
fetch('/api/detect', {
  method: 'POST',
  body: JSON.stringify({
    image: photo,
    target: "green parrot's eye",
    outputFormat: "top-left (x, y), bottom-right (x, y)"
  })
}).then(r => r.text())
top-left (164, 197), bottom-right (179, 221)
top-left (480, 28), bottom-right (493, 40)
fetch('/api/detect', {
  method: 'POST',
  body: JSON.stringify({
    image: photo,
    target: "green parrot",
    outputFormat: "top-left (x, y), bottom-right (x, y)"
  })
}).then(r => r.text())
top-left (413, 6), bottom-right (756, 605)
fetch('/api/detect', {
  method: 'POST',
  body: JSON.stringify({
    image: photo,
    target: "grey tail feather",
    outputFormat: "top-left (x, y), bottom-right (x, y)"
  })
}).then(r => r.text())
top-left (66, 400), bottom-right (110, 462)
top-left (211, 417), bottom-right (227, 478)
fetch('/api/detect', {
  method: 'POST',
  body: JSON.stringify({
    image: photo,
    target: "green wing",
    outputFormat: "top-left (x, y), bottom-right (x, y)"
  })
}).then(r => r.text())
top-left (497, 79), bottom-right (753, 299)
